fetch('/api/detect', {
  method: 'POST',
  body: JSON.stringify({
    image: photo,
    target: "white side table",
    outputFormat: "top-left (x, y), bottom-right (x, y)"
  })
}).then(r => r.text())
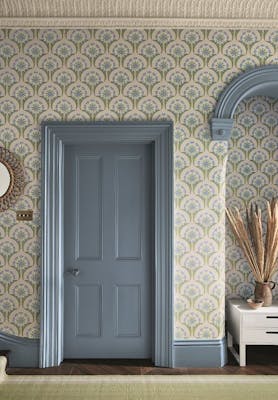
top-left (227, 299), bottom-right (278, 366)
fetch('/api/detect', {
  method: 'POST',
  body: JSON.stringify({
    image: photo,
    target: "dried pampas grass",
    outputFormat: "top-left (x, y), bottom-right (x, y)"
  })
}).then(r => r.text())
top-left (226, 199), bottom-right (278, 283)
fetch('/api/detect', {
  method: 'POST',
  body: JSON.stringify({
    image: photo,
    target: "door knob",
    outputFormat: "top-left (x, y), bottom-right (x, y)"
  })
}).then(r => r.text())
top-left (69, 268), bottom-right (80, 277)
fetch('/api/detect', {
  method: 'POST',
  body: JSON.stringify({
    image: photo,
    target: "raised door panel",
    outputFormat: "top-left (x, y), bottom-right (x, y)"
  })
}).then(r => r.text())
top-left (75, 284), bottom-right (102, 337)
top-left (115, 155), bottom-right (142, 260)
top-left (114, 285), bottom-right (141, 337)
top-left (75, 155), bottom-right (102, 261)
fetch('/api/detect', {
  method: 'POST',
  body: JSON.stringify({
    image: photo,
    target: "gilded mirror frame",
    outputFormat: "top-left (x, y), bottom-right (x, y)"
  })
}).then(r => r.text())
top-left (0, 147), bottom-right (25, 211)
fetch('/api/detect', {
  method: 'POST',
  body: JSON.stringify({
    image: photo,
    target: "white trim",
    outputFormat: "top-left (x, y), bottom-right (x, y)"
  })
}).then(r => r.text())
top-left (2, 17), bottom-right (278, 29)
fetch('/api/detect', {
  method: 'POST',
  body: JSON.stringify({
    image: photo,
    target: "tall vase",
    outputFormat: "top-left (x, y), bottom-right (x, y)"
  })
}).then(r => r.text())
top-left (254, 281), bottom-right (276, 306)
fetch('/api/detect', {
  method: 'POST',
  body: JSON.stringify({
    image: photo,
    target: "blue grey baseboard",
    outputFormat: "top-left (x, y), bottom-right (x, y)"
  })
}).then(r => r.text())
top-left (0, 331), bottom-right (227, 368)
top-left (0, 331), bottom-right (39, 367)
top-left (173, 337), bottom-right (227, 368)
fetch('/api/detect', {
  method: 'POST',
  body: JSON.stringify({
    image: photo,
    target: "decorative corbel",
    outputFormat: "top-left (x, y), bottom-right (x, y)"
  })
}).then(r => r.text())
top-left (211, 118), bottom-right (234, 141)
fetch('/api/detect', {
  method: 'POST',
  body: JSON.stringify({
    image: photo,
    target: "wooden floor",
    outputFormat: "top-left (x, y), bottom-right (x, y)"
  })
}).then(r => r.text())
top-left (6, 346), bottom-right (278, 375)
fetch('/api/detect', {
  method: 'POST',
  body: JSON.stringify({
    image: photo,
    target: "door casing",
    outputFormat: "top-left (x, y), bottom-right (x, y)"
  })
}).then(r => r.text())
top-left (40, 121), bottom-right (173, 368)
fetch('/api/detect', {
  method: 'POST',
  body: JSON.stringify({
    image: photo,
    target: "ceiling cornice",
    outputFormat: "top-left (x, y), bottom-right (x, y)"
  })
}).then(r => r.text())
top-left (1, 0), bottom-right (278, 29)
top-left (2, 17), bottom-right (278, 29)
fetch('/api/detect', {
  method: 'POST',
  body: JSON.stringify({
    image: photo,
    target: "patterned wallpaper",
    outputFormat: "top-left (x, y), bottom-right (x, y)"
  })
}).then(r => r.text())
top-left (0, 28), bottom-right (277, 340)
top-left (226, 96), bottom-right (278, 301)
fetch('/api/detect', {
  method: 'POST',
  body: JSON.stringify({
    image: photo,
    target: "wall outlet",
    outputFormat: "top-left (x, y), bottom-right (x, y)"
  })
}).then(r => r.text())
top-left (16, 210), bottom-right (33, 221)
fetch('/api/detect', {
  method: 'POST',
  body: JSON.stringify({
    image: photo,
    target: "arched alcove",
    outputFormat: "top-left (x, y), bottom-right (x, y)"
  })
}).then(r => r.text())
top-left (211, 65), bottom-right (278, 141)
top-left (212, 65), bottom-right (278, 301)
top-left (225, 95), bottom-right (278, 299)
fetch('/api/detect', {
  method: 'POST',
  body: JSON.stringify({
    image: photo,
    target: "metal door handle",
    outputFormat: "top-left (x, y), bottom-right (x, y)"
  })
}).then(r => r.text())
top-left (69, 268), bottom-right (80, 277)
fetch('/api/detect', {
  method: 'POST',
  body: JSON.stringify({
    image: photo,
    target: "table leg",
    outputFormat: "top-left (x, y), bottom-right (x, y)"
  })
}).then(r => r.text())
top-left (227, 331), bottom-right (233, 347)
top-left (239, 343), bottom-right (246, 367)
top-left (227, 331), bottom-right (242, 366)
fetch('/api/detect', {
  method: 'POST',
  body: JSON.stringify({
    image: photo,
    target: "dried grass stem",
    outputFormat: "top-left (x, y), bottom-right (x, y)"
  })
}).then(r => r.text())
top-left (226, 199), bottom-right (278, 283)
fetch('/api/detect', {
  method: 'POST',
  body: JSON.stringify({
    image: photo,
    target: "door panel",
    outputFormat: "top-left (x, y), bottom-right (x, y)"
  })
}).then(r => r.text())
top-left (75, 155), bottom-right (103, 261)
top-left (115, 155), bottom-right (142, 260)
top-left (75, 284), bottom-right (102, 337)
top-left (115, 284), bottom-right (141, 337)
top-left (64, 143), bottom-right (152, 359)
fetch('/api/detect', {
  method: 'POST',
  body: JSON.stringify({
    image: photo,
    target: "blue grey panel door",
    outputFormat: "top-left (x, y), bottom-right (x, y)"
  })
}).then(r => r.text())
top-left (63, 143), bottom-right (153, 358)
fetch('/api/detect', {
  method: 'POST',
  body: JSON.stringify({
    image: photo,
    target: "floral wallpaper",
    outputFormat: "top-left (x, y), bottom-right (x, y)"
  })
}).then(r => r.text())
top-left (0, 28), bottom-right (277, 340)
top-left (226, 96), bottom-right (278, 301)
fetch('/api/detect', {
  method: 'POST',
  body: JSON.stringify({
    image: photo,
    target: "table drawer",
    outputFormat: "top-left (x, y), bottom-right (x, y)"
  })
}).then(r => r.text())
top-left (243, 328), bottom-right (278, 344)
top-left (243, 314), bottom-right (278, 328)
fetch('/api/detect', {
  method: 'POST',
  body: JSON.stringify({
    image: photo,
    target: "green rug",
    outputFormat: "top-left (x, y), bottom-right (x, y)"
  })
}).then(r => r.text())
top-left (1, 357), bottom-right (278, 400)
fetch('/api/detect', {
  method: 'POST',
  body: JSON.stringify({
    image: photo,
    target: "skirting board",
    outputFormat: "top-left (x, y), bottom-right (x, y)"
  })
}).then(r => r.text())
top-left (0, 331), bottom-right (39, 368)
top-left (173, 338), bottom-right (227, 368)
top-left (0, 332), bottom-right (227, 368)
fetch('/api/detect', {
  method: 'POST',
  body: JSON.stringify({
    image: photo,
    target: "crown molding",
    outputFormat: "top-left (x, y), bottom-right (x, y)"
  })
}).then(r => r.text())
top-left (2, 0), bottom-right (278, 19)
top-left (1, 17), bottom-right (278, 29)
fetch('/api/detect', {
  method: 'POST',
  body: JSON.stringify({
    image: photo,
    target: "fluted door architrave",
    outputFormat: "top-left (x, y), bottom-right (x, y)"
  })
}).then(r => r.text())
top-left (40, 121), bottom-right (173, 369)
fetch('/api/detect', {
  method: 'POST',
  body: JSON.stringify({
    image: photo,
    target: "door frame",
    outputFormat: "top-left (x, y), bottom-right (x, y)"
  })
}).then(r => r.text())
top-left (40, 121), bottom-right (173, 368)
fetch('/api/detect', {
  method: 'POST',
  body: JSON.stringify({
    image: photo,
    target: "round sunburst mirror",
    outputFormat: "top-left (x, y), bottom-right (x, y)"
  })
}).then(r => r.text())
top-left (0, 147), bottom-right (25, 212)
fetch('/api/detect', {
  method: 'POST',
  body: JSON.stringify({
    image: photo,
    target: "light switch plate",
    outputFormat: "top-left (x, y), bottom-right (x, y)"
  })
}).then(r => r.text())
top-left (16, 210), bottom-right (33, 221)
